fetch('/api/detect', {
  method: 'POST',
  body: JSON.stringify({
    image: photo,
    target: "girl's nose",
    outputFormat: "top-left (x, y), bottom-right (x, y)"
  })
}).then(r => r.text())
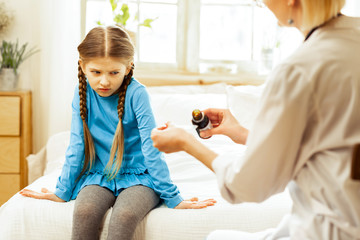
top-left (99, 75), bottom-right (110, 87)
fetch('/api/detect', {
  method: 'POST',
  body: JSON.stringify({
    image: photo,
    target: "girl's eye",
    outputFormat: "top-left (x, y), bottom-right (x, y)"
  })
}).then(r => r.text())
top-left (91, 71), bottom-right (101, 74)
top-left (111, 71), bottom-right (119, 75)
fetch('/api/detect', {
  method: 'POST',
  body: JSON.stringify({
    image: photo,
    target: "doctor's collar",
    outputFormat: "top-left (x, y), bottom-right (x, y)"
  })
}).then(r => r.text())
top-left (304, 13), bottom-right (343, 42)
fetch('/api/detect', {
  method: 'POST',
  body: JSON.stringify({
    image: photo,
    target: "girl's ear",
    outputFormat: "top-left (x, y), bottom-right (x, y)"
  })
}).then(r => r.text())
top-left (126, 62), bottom-right (134, 75)
top-left (79, 59), bottom-right (86, 73)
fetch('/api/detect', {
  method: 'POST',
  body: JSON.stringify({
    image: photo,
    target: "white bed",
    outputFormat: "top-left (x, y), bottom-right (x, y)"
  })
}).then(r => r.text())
top-left (0, 83), bottom-right (292, 240)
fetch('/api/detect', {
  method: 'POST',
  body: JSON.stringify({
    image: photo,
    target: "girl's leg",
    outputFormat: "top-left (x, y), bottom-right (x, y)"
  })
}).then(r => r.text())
top-left (72, 185), bottom-right (115, 240)
top-left (107, 185), bottom-right (160, 240)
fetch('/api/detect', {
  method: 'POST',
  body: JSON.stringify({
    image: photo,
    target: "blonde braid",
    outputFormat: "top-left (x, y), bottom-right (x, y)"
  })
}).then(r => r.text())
top-left (106, 66), bottom-right (134, 180)
top-left (78, 62), bottom-right (96, 180)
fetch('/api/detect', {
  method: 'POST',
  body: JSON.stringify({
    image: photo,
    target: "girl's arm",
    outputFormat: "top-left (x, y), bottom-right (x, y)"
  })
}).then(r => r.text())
top-left (53, 86), bottom-right (86, 201)
top-left (151, 123), bottom-right (218, 171)
top-left (20, 86), bottom-right (85, 202)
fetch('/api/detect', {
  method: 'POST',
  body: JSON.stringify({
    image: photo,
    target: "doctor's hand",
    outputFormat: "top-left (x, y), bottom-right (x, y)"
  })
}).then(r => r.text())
top-left (151, 122), bottom-right (194, 153)
top-left (174, 197), bottom-right (217, 209)
top-left (19, 188), bottom-right (65, 202)
top-left (200, 108), bottom-right (249, 145)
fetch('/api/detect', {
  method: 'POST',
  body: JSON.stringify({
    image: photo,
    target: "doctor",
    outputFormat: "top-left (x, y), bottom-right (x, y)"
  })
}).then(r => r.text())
top-left (151, 0), bottom-right (360, 239)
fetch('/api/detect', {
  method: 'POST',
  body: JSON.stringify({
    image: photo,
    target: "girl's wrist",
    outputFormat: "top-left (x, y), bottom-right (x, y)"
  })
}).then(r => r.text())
top-left (182, 132), bottom-right (217, 171)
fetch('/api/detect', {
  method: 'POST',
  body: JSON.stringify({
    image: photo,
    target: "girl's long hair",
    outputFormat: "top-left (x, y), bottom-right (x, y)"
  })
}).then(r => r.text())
top-left (77, 26), bottom-right (135, 181)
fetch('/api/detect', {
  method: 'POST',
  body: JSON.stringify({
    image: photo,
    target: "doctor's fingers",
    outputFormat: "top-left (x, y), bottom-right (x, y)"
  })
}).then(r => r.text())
top-left (200, 125), bottom-right (227, 138)
top-left (203, 108), bottom-right (225, 123)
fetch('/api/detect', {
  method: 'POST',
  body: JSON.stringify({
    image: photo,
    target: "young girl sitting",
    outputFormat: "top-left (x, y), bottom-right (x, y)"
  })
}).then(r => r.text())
top-left (20, 26), bottom-right (215, 240)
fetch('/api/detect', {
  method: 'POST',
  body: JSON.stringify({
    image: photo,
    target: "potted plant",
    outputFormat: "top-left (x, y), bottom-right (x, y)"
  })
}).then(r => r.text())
top-left (97, 0), bottom-right (157, 45)
top-left (0, 40), bottom-right (39, 90)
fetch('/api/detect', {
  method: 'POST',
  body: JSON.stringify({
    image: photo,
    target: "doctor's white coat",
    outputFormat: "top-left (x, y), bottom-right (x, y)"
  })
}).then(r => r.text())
top-left (211, 15), bottom-right (360, 240)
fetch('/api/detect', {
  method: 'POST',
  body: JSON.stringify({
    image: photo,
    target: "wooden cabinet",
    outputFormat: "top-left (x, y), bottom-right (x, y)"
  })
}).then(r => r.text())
top-left (0, 91), bottom-right (32, 205)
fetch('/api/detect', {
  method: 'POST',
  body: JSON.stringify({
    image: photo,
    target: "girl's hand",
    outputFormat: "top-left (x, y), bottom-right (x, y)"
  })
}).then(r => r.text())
top-left (19, 188), bottom-right (65, 202)
top-left (174, 197), bottom-right (217, 209)
top-left (151, 122), bottom-right (194, 153)
top-left (201, 108), bottom-right (249, 145)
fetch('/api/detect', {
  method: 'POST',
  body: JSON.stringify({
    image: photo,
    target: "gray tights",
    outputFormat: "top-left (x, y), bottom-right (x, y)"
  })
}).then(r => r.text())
top-left (72, 185), bottom-right (160, 240)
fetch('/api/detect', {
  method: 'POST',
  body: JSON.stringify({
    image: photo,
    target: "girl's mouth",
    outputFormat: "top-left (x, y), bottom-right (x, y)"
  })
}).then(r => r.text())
top-left (99, 88), bottom-right (110, 92)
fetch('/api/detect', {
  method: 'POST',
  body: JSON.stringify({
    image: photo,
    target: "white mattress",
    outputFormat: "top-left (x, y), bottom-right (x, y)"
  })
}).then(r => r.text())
top-left (0, 84), bottom-right (292, 239)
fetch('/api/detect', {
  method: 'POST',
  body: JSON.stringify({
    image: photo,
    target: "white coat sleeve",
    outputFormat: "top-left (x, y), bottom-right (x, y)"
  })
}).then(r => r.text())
top-left (212, 64), bottom-right (312, 203)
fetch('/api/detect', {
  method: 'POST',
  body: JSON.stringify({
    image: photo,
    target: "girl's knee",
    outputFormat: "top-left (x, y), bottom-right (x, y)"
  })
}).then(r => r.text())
top-left (73, 203), bottom-right (99, 221)
top-left (112, 209), bottom-right (139, 224)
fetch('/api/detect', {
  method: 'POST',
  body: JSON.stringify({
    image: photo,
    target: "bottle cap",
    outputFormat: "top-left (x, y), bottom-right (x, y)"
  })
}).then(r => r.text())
top-left (192, 109), bottom-right (202, 121)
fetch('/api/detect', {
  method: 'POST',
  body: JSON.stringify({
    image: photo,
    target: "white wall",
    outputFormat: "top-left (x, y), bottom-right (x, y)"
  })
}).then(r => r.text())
top-left (3, 0), bottom-right (43, 152)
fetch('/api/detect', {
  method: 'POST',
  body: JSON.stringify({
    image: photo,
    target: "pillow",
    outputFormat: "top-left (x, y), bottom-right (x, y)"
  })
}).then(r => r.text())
top-left (149, 93), bottom-right (227, 126)
top-left (147, 83), bottom-right (227, 95)
top-left (226, 84), bottom-right (265, 130)
top-left (43, 131), bottom-right (70, 175)
top-left (26, 147), bottom-right (46, 184)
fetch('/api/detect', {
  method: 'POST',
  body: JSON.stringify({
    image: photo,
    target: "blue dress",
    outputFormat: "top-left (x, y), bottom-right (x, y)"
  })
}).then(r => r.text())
top-left (54, 78), bottom-right (183, 208)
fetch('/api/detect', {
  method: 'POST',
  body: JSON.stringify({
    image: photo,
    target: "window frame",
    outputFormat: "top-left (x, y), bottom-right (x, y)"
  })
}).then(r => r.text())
top-left (81, 0), bottom-right (267, 85)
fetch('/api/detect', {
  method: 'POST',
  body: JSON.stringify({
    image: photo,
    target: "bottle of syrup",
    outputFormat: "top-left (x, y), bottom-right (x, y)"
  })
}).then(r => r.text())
top-left (192, 109), bottom-right (212, 139)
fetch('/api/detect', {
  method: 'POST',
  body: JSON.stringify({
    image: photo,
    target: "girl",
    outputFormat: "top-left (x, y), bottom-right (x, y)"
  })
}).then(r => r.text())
top-left (151, 0), bottom-right (360, 239)
top-left (20, 26), bottom-right (215, 240)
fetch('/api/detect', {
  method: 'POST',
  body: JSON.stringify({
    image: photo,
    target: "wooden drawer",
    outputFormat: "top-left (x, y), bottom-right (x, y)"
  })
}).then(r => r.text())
top-left (0, 96), bottom-right (20, 136)
top-left (0, 91), bottom-right (31, 205)
top-left (0, 137), bottom-right (20, 173)
top-left (0, 174), bottom-right (20, 205)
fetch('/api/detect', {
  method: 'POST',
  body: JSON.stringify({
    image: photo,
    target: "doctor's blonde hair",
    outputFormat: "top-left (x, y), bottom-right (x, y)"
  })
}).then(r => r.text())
top-left (301, 0), bottom-right (346, 31)
top-left (77, 26), bottom-right (135, 181)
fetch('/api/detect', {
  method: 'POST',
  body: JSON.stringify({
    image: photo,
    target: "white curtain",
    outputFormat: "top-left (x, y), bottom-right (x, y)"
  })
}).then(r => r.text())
top-left (34, 0), bottom-right (80, 151)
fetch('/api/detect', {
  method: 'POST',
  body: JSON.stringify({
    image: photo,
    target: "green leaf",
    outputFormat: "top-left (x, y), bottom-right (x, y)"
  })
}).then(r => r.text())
top-left (110, 0), bottom-right (117, 12)
top-left (113, 14), bottom-right (124, 26)
top-left (113, 3), bottom-right (130, 27)
top-left (101, 1), bottom-right (158, 29)
top-left (120, 4), bottom-right (130, 25)
top-left (96, 20), bottom-right (104, 26)
top-left (139, 18), bottom-right (158, 29)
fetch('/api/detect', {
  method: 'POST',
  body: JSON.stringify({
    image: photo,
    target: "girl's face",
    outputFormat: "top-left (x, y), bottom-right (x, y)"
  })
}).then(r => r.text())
top-left (80, 57), bottom-right (132, 97)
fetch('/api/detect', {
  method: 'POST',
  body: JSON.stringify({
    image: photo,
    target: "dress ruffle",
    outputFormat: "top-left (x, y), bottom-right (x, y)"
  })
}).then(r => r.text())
top-left (70, 168), bottom-right (154, 200)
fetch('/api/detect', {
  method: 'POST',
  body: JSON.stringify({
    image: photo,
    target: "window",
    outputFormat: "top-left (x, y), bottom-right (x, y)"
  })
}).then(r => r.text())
top-left (84, 0), bottom-right (303, 78)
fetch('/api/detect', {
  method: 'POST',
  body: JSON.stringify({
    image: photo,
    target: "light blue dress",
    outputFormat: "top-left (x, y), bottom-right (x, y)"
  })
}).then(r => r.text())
top-left (54, 78), bottom-right (183, 208)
